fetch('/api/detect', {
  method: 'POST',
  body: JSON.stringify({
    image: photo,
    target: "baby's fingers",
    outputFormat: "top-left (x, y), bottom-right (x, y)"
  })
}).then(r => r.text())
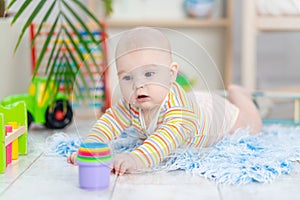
top-left (67, 152), bottom-right (78, 166)
top-left (112, 159), bottom-right (123, 175)
top-left (118, 162), bottom-right (130, 176)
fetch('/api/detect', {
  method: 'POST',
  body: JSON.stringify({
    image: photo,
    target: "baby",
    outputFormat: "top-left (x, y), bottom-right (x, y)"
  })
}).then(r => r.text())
top-left (68, 27), bottom-right (262, 175)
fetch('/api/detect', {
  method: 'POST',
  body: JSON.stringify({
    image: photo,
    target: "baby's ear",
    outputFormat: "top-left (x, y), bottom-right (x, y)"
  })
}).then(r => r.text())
top-left (170, 62), bottom-right (179, 82)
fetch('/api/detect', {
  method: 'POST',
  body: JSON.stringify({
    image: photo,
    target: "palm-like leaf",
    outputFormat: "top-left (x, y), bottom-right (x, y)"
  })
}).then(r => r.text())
top-left (30, 1), bottom-right (56, 49)
top-left (11, 0), bottom-right (47, 53)
top-left (8, 0), bottom-right (112, 104)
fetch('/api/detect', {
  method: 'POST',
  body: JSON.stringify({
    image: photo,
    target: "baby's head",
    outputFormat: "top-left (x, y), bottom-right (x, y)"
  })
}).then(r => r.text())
top-left (115, 27), bottom-right (178, 112)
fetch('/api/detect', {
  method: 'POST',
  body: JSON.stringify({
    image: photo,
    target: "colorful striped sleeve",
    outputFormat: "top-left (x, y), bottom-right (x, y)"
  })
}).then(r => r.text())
top-left (85, 98), bottom-right (131, 143)
top-left (130, 107), bottom-right (199, 167)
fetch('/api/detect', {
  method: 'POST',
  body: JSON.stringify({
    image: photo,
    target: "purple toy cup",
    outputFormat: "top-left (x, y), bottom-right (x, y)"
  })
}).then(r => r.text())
top-left (76, 142), bottom-right (112, 190)
top-left (77, 161), bottom-right (111, 190)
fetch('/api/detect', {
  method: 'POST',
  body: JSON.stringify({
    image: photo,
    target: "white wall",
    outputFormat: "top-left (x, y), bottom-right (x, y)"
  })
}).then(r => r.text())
top-left (0, 18), bottom-right (31, 100)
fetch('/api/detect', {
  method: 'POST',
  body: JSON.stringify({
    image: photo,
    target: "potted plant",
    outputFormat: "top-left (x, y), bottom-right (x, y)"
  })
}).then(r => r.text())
top-left (1, 0), bottom-right (112, 128)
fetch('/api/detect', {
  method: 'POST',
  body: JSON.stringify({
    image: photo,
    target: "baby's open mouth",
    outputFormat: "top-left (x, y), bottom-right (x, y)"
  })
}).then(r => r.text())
top-left (136, 95), bottom-right (150, 102)
top-left (138, 95), bottom-right (149, 99)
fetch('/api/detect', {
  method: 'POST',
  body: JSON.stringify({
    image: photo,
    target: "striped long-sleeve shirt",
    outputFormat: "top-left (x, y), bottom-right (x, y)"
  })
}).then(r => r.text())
top-left (86, 82), bottom-right (239, 167)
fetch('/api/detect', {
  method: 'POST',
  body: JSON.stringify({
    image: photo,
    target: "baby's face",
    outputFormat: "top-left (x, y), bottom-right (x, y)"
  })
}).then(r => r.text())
top-left (116, 49), bottom-right (177, 112)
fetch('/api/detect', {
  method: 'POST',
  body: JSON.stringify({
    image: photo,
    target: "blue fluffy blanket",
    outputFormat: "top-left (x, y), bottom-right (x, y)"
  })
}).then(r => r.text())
top-left (46, 125), bottom-right (300, 184)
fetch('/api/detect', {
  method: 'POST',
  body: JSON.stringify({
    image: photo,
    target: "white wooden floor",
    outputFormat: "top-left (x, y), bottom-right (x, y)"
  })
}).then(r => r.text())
top-left (1, 118), bottom-right (300, 200)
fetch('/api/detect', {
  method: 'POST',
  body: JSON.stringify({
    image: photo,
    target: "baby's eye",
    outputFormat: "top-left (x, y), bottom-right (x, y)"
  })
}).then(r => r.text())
top-left (145, 72), bottom-right (155, 77)
top-left (122, 75), bottom-right (132, 81)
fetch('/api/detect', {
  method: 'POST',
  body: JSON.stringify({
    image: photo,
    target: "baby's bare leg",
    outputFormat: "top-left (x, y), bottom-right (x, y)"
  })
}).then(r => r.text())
top-left (227, 85), bottom-right (262, 134)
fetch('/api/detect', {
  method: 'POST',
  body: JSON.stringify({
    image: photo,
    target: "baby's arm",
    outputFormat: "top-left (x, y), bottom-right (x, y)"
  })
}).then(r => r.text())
top-left (67, 98), bottom-right (131, 165)
top-left (111, 108), bottom-right (198, 175)
top-left (130, 108), bottom-right (199, 169)
top-left (85, 99), bottom-right (132, 143)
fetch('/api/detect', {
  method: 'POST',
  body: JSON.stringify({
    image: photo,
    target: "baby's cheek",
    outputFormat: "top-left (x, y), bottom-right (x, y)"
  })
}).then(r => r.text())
top-left (152, 86), bottom-right (169, 103)
top-left (121, 87), bottom-right (134, 103)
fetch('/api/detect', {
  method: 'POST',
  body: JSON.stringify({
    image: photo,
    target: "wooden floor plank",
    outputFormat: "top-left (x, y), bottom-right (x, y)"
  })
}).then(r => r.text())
top-left (111, 171), bottom-right (220, 200)
top-left (1, 156), bottom-right (117, 200)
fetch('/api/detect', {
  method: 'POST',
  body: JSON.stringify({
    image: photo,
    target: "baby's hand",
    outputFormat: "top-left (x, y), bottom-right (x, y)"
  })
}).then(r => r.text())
top-left (111, 153), bottom-right (144, 176)
top-left (67, 152), bottom-right (78, 166)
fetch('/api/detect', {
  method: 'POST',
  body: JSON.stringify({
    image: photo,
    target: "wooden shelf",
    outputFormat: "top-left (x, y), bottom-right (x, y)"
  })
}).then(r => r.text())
top-left (105, 18), bottom-right (230, 28)
top-left (242, 1), bottom-right (300, 90)
top-left (258, 16), bottom-right (300, 31)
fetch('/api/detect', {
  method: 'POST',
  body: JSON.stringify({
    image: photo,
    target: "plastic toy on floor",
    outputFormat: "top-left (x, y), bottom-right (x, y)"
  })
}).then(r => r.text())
top-left (0, 101), bottom-right (28, 173)
top-left (0, 77), bottom-right (73, 129)
top-left (76, 142), bottom-right (112, 190)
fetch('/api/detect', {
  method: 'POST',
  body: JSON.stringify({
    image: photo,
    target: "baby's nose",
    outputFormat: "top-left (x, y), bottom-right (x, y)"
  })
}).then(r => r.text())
top-left (133, 78), bottom-right (145, 89)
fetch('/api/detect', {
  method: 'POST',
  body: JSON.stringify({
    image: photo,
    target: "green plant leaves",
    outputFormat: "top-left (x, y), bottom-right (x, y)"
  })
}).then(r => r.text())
top-left (34, 14), bottom-right (60, 78)
top-left (71, 0), bottom-right (105, 33)
top-left (7, 0), bottom-right (112, 105)
top-left (12, 0), bottom-right (47, 53)
top-left (30, 0), bottom-right (56, 49)
top-left (9, 0), bottom-right (32, 25)
top-left (102, 0), bottom-right (113, 16)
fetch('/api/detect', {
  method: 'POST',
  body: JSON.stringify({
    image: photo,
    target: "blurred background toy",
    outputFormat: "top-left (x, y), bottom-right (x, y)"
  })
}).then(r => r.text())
top-left (1, 77), bottom-right (72, 129)
top-left (183, 0), bottom-right (216, 18)
top-left (176, 72), bottom-right (196, 91)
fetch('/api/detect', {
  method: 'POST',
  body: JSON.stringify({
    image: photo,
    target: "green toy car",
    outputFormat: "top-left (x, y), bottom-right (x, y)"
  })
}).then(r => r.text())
top-left (1, 77), bottom-right (73, 129)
